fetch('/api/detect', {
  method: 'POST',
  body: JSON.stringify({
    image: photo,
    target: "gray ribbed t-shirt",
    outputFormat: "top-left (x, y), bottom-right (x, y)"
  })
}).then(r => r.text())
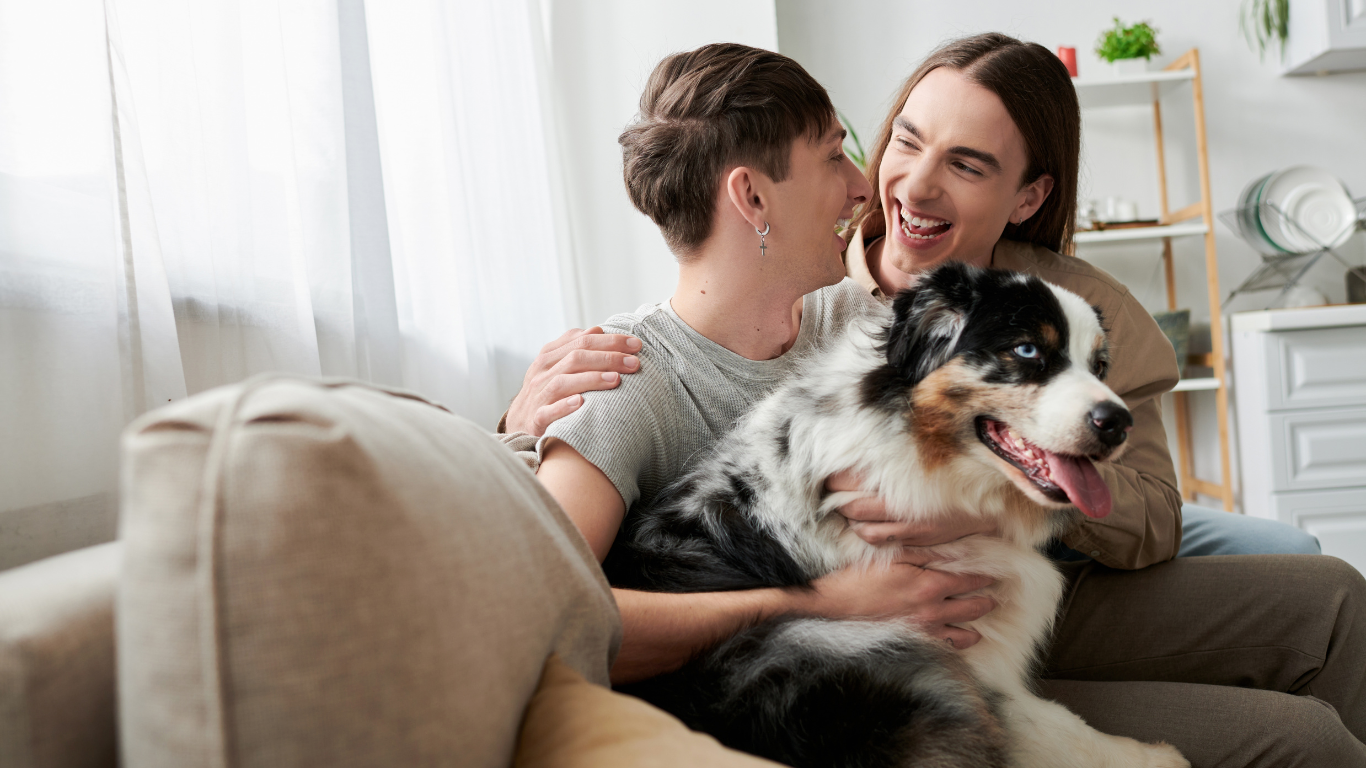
top-left (539, 278), bottom-right (878, 513)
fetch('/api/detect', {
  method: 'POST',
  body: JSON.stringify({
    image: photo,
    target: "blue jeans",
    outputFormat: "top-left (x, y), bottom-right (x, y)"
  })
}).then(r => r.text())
top-left (1177, 504), bottom-right (1321, 556)
top-left (1049, 504), bottom-right (1321, 561)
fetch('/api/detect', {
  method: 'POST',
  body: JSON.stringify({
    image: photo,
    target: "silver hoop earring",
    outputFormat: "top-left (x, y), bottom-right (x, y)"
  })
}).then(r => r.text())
top-left (756, 222), bottom-right (770, 256)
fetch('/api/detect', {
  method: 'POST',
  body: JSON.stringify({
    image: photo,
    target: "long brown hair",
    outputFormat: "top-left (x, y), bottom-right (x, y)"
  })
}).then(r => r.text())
top-left (857, 33), bottom-right (1080, 255)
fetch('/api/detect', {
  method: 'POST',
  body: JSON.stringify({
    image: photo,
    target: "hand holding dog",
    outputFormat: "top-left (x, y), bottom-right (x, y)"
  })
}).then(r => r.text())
top-left (828, 468), bottom-right (999, 547)
top-left (803, 558), bottom-right (996, 649)
top-left (505, 327), bottom-right (641, 435)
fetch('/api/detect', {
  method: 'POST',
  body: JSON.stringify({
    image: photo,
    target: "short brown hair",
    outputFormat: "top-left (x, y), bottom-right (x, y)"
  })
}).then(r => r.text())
top-left (857, 34), bottom-right (1081, 255)
top-left (620, 43), bottom-right (836, 257)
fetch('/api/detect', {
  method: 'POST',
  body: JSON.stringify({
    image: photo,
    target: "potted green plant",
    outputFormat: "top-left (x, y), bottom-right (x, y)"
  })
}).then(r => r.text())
top-left (1095, 18), bottom-right (1161, 76)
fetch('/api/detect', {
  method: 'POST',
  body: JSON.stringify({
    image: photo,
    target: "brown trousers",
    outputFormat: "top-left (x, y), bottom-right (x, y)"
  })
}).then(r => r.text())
top-left (1042, 555), bottom-right (1366, 768)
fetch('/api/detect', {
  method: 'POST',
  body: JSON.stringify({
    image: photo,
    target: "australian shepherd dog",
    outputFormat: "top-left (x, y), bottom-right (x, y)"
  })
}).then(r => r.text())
top-left (603, 263), bottom-right (1189, 768)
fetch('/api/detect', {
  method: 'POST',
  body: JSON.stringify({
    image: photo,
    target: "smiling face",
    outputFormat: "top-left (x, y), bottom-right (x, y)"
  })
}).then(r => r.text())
top-left (877, 67), bottom-right (1053, 276)
top-left (762, 120), bottom-right (873, 291)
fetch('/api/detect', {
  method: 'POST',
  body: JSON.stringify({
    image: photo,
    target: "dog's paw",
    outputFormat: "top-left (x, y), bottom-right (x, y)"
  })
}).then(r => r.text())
top-left (1139, 742), bottom-right (1189, 768)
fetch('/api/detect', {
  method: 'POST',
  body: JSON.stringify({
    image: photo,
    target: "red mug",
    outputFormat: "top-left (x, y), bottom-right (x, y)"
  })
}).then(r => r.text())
top-left (1057, 46), bottom-right (1078, 77)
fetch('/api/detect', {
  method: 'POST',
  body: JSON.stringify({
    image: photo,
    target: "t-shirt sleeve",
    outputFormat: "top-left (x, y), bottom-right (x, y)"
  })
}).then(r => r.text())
top-left (537, 344), bottom-right (675, 510)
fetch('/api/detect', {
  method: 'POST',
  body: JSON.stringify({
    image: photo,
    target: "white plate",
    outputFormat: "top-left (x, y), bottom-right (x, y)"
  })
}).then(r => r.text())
top-left (1239, 172), bottom-right (1275, 251)
top-left (1258, 166), bottom-right (1356, 252)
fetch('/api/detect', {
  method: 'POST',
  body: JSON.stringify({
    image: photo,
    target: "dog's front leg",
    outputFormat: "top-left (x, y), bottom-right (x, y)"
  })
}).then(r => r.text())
top-left (999, 688), bottom-right (1188, 768)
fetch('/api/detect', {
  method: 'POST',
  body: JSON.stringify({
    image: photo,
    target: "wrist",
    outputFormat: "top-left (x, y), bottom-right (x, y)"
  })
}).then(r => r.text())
top-left (778, 584), bottom-right (824, 619)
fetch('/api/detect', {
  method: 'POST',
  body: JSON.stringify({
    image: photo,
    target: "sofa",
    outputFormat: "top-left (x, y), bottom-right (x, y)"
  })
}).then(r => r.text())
top-left (0, 376), bottom-right (779, 768)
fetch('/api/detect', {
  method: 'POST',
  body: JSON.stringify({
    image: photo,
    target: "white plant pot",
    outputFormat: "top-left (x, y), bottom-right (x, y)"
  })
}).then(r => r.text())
top-left (1111, 58), bottom-right (1150, 76)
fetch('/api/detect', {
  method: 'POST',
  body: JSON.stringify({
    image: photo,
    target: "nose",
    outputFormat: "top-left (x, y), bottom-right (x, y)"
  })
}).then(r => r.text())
top-left (847, 161), bottom-right (872, 206)
top-left (1088, 402), bottom-right (1133, 447)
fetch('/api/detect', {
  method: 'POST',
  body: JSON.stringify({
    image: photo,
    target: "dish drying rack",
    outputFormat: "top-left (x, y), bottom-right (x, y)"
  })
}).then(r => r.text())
top-left (1218, 197), bottom-right (1366, 307)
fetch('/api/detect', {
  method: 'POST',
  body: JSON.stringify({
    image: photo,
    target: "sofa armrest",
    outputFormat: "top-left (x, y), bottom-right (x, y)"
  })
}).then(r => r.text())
top-left (0, 541), bottom-right (120, 768)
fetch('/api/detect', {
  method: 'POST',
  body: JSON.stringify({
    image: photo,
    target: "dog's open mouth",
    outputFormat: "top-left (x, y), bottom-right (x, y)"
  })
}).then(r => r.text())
top-left (975, 417), bottom-right (1112, 519)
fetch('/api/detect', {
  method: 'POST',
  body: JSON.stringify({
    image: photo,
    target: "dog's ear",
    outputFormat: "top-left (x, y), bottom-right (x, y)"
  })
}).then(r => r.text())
top-left (884, 262), bottom-right (976, 387)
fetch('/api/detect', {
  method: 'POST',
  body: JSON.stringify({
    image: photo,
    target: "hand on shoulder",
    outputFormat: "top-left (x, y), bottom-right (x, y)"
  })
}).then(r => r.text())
top-left (505, 327), bottom-right (642, 435)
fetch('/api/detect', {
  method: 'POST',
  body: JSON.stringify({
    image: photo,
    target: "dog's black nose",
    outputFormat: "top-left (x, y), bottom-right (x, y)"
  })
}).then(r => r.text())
top-left (1088, 402), bottom-right (1133, 447)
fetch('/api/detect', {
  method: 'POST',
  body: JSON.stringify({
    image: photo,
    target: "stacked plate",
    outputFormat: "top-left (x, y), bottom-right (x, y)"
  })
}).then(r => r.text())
top-left (1238, 166), bottom-right (1357, 254)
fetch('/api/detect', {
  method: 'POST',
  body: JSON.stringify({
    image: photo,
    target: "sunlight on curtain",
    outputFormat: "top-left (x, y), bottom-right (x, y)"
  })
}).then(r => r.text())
top-left (0, 0), bottom-right (126, 567)
top-left (364, 0), bottom-right (573, 419)
top-left (0, 0), bottom-right (574, 569)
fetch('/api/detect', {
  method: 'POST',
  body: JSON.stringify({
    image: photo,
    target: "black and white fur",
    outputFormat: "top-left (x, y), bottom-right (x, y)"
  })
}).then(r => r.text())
top-left (604, 263), bottom-right (1188, 768)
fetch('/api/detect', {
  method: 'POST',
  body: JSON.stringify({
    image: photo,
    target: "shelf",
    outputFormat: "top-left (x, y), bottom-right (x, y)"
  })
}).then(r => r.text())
top-left (1074, 221), bottom-right (1208, 246)
top-left (1172, 377), bottom-right (1220, 392)
top-left (1073, 69), bottom-right (1195, 108)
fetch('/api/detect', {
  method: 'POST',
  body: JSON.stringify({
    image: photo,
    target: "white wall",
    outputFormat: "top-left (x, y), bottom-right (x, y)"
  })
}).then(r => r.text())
top-left (776, 0), bottom-right (1366, 508)
top-left (547, 0), bottom-right (779, 326)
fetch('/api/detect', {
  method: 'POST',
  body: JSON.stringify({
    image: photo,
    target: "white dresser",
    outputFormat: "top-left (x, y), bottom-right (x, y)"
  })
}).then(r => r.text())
top-left (1231, 305), bottom-right (1366, 572)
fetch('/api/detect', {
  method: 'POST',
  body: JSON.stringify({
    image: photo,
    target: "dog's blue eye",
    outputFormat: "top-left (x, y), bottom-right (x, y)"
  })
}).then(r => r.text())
top-left (1014, 344), bottom-right (1040, 359)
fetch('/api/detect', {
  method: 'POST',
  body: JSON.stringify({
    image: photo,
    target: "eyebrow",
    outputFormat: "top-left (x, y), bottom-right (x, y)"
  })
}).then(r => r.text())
top-left (825, 126), bottom-right (848, 145)
top-left (893, 116), bottom-right (1002, 172)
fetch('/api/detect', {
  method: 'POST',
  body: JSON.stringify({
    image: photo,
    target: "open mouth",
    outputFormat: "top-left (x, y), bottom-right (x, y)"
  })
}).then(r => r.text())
top-left (834, 217), bottom-right (854, 247)
top-left (975, 417), bottom-right (1112, 518)
top-left (899, 203), bottom-right (952, 242)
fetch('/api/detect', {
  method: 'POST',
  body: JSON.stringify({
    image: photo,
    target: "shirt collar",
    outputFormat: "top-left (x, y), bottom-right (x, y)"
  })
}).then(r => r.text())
top-left (843, 225), bottom-right (886, 300)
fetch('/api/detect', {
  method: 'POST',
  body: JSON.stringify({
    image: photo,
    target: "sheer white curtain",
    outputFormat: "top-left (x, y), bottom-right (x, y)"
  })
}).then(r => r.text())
top-left (0, 0), bottom-right (574, 569)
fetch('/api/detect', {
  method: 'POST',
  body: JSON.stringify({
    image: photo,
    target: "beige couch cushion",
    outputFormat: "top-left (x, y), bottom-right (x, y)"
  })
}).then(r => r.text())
top-left (117, 376), bottom-right (621, 768)
top-left (513, 655), bottom-right (781, 768)
top-left (0, 541), bottom-right (120, 768)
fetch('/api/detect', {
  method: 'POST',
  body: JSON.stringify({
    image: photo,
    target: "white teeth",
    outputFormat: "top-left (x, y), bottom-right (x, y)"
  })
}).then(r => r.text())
top-left (900, 221), bottom-right (938, 240)
top-left (900, 207), bottom-right (948, 229)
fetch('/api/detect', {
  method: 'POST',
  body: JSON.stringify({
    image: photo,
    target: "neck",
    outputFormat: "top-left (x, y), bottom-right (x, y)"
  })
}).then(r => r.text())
top-left (671, 246), bottom-right (807, 361)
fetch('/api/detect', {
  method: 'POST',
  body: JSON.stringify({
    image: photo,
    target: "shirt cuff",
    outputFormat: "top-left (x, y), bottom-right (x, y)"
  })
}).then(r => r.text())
top-left (494, 431), bottom-right (540, 472)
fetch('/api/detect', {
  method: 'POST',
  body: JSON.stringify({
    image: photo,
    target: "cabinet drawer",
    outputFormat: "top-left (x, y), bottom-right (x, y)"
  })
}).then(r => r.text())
top-left (1270, 487), bottom-right (1366, 575)
top-left (1271, 407), bottom-right (1366, 491)
top-left (1265, 326), bottom-right (1366, 411)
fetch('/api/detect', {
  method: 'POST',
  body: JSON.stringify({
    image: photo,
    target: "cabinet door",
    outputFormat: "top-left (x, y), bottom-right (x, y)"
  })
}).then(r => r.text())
top-left (1271, 407), bottom-right (1366, 491)
top-left (1273, 488), bottom-right (1366, 575)
top-left (1265, 327), bottom-right (1366, 412)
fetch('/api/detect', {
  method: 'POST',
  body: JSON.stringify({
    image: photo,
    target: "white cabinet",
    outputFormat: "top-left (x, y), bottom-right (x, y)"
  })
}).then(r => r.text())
top-left (1285, 0), bottom-right (1366, 75)
top-left (1233, 305), bottom-right (1366, 572)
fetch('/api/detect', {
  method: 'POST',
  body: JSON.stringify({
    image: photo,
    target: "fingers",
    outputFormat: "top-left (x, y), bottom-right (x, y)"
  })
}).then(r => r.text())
top-left (893, 547), bottom-right (945, 568)
top-left (536, 330), bottom-right (642, 372)
top-left (552, 348), bottom-right (641, 378)
top-left (839, 495), bottom-right (894, 525)
top-left (848, 520), bottom-right (912, 544)
top-left (825, 468), bottom-right (869, 494)
top-left (540, 370), bottom-right (628, 406)
top-left (937, 595), bottom-right (996, 625)
top-left (538, 326), bottom-right (597, 355)
top-left (927, 625), bottom-right (983, 650)
top-left (531, 395), bottom-right (584, 436)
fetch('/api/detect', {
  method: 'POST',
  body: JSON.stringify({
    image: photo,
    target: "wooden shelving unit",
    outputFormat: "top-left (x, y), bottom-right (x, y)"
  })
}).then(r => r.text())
top-left (1072, 49), bottom-right (1235, 511)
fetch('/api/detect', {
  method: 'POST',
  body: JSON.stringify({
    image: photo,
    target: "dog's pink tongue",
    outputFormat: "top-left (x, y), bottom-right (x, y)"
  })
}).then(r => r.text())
top-left (1042, 450), bottom-right (1111, 519)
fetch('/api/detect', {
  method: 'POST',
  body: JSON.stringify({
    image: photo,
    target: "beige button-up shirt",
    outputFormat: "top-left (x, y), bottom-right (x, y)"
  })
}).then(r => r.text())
top-left (846, 228), bottom-right (1183, 569)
